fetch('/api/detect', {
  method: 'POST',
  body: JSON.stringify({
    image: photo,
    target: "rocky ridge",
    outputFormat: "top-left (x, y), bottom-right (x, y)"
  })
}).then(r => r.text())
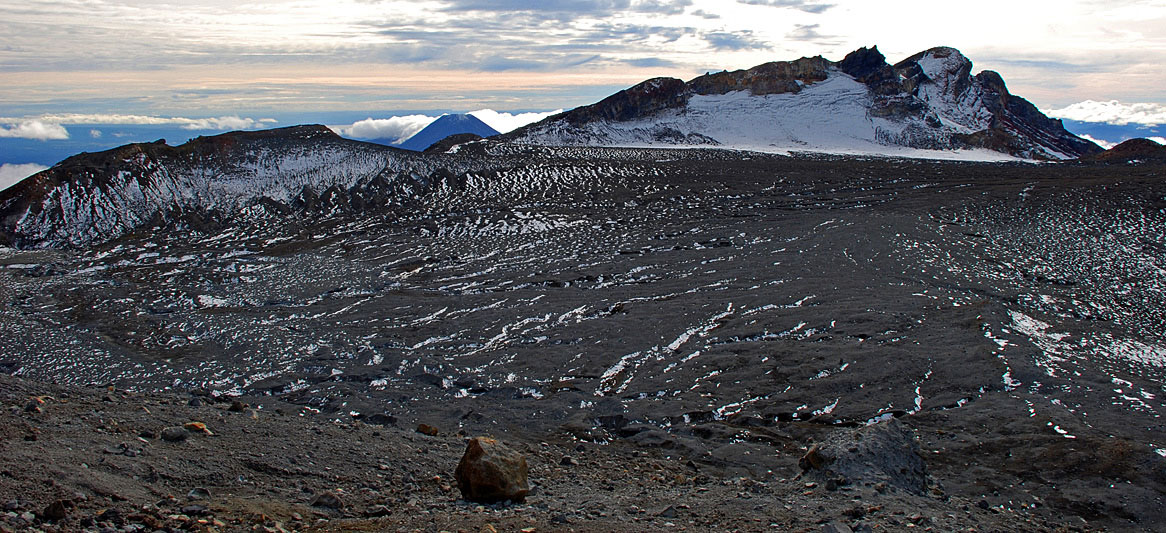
top-left (0, 126), bottom-right (460, 248)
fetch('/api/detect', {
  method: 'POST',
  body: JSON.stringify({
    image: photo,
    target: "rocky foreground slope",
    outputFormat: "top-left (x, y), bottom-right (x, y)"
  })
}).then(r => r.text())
top-left (503, 46), bottom-right (1102, 161)
top-left (2, 149), bottom-right (1163, 531)
top-left (0, 372), bottom-right (1101, 532)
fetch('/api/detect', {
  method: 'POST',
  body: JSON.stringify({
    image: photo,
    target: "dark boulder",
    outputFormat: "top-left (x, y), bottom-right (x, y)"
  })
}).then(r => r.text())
top-left (799, 419), bottom-right (928, 495)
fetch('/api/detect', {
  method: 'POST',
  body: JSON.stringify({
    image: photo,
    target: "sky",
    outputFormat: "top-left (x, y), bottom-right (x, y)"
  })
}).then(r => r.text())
top-left (2, 0), bottom-right (1165, 188)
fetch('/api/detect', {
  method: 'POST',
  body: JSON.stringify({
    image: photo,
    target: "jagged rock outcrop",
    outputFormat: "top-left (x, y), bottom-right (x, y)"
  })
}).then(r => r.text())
top-left (505, 46), bottom-right (1102, 161)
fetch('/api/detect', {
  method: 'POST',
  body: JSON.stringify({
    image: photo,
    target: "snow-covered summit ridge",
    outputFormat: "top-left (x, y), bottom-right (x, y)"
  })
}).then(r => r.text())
top-left (504, 46), bottom-right (1101, 161)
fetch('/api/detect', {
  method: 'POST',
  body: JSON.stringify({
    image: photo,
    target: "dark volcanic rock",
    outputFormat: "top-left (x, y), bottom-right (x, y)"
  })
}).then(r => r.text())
top-left (839, 46), bottom-right (900, 96)
top-left (160, 426), bottom-right (189, 442)
top-left (800, 419), bottom-right (928, 495)
top-left (454, 437), bottom-right (530, 503)
top-left (41, 499), bottom-right (68, 521)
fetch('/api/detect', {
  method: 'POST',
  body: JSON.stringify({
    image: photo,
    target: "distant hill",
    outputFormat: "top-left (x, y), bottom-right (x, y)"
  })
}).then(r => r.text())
top-left (1083, 138), bottom-right (1166, 163)
top-left (396, 114), bottom-right (499, 151)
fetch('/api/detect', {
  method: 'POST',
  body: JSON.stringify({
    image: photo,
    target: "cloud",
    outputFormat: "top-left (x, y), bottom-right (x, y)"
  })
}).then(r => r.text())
top-left (786, 23), bottom-right (836, 42)
top-left (623, 57), bottom-right (678, 68)
top-left (0, 163), bottom-right (48, 192)
top-left (704, 31), bottom-right (770, 51)
top-left (0, 114), bottom-right (278, 131)
top-left (330, 115), bottom-right (438, 143)
top-left (89, 129), bottom-right (102, 138)
top-left (469, 109), bottom-right (564, 133)
top-left (0, 120), bottom-right (69, 140)
top-left (177, 116), bottom-right (278, 130)
top-left (1044, 100), bottom-right (1166, 126)
top-left (737, 0), bottom-right (835, 14)
top-left (1077, 133), bottom-right (1116, 150)
top-left (439, 0), bottom-right (691, 19)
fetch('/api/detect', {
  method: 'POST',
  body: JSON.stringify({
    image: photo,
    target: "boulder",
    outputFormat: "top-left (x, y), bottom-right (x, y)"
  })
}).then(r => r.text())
top-left (160, 426), bottom-right (189, 442)
top-left (799, 418), bottom-right (928, 495)
top-left (310, 492), bottom-right (345, 510)
top-left (454, 437), bottom-right (530, 503)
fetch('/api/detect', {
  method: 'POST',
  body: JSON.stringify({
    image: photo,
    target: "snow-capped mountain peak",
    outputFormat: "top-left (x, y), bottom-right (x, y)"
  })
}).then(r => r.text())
top-left (504, 46), bottom-right (1101, 161)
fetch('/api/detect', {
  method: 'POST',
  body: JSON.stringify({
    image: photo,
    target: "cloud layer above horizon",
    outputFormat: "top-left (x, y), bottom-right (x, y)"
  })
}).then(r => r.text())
top-left (0, 0), bottom-right (1162, 121)
top-left (0, 115), bottom-right (278, 141)
top-left (1045, 100), bottom-right (1166, 127)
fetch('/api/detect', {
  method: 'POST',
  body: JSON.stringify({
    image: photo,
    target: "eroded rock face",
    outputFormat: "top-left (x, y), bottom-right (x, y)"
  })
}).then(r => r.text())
top-left (561, 77), bottom-right (690, 126)
top-left (688, 56), bottom-right (831, 96)
top-left (454, 437), bottom-right (530, 503)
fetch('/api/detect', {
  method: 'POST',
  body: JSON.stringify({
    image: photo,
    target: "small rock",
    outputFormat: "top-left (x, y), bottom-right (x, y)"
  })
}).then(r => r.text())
top-left (160, 426), bottom-right (189, 442)
top-left (364, 505), bottom-right (391, 517)
top-left (186, 487), bottom-right (211, 500)
top-left (822, 522), bottom-right (854, 533)
top-left (454, 437), bottom-right (530, 503)
top-left (188, 398), bottom-right (203, 407)
top-left (310, 492), bottom-right (345, 510)
top-left (560, 455), bottom-right (578, 466)
top-left (364, 413), bottom-right (396, 426)
top-left (656, 505), bottom-right (678, 518)
top-left (416, 424), bottom-right (439, 436)
top-left (228, 400), bottom-right (248, 412)
top-left (181, 504), bottom-right (209, 516)
top-left (800, 444), bottom-right (827, 471)
top-left (42, 500), bottom-right (69, 521)
top-left (138, 430), bottom-right (156, 440)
